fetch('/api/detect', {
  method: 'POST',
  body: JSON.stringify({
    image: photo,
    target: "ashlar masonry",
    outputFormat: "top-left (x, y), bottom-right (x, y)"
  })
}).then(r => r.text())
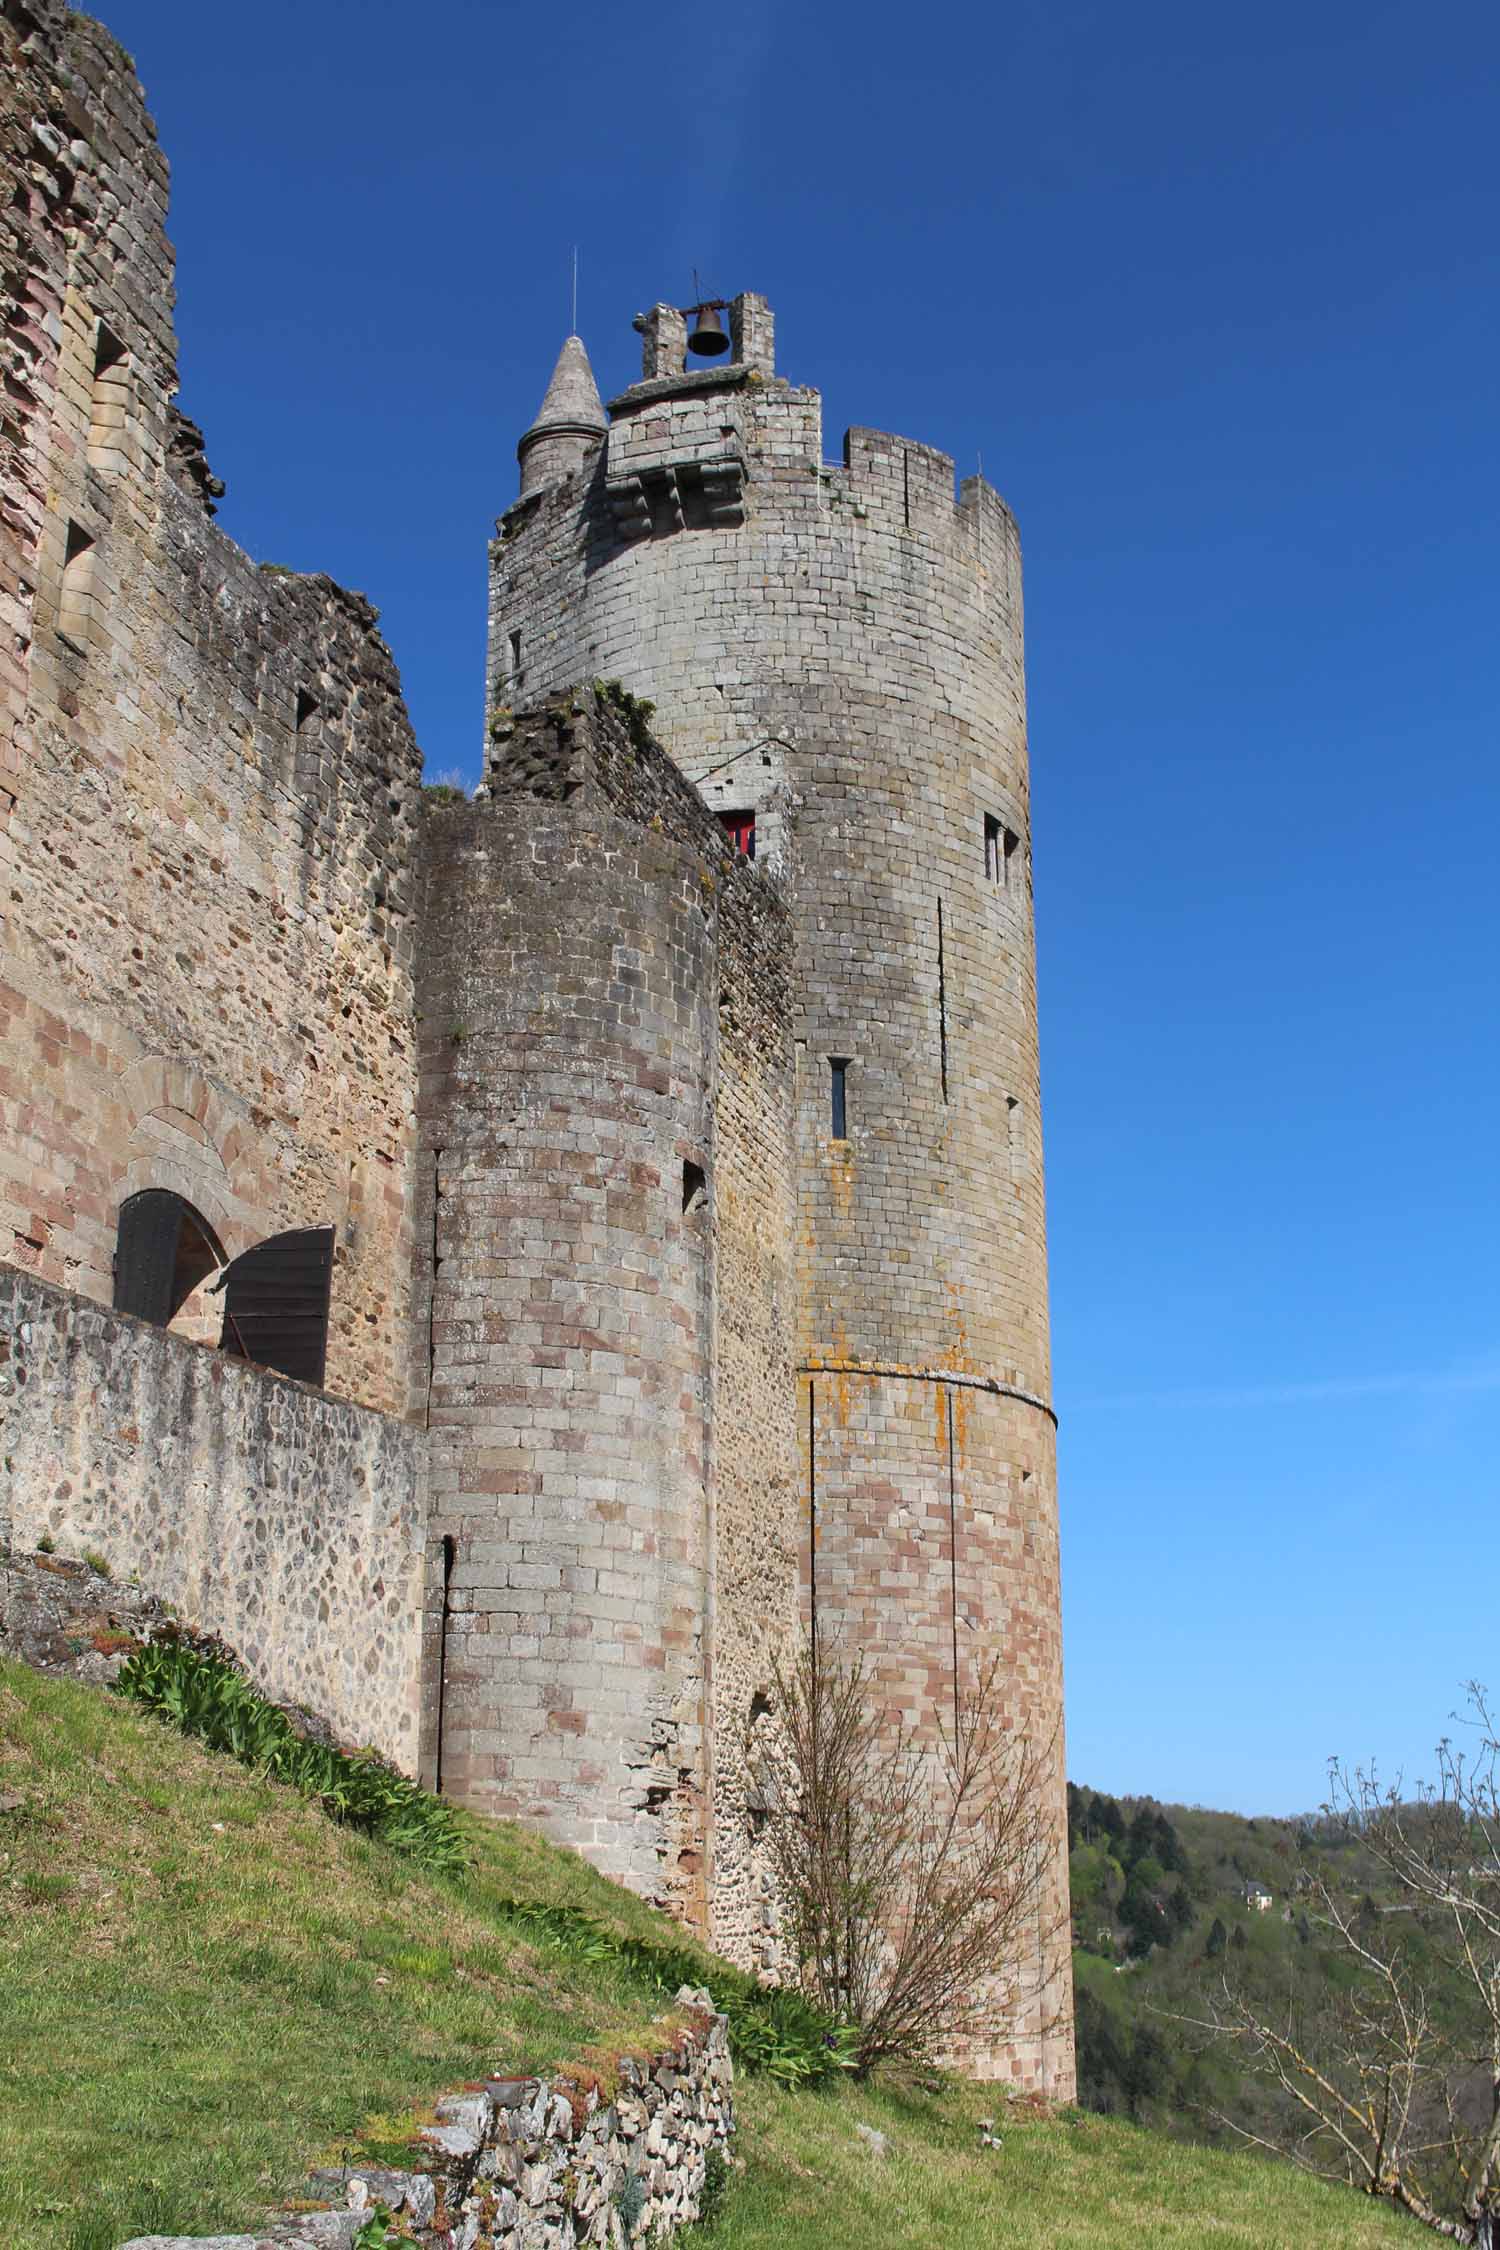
top-left (0, 0), bottom-right (1072, 2094)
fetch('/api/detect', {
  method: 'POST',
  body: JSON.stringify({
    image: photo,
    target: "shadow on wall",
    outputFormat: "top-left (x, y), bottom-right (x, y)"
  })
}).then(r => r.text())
top-left (111, 1187), bottom-right (335, 1387)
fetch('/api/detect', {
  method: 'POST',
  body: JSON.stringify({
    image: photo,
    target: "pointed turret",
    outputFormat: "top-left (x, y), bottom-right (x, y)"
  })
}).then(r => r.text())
top-left (517, 334), bottom-right (606, 496)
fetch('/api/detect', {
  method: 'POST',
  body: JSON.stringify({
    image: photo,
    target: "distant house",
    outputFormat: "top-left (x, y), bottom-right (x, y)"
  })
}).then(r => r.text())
top-left (1242, 1881), bottom-right (1273, 1912)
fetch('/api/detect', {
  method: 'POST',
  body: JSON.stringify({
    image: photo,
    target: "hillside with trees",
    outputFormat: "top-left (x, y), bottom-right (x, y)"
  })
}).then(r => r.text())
top-left (1071, 1744), bottom-right (1500, 2246)
top-left (1070, 1782), bottom-right (1413, 2136)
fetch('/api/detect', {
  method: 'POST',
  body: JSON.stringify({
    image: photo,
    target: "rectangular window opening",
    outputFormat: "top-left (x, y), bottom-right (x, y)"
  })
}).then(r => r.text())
top-left (295, 687), bottom-right (319, 733)
top-left (58, 521), bottom-right (97, 650)
top-left (718, 808), bottom-right (755, 859)
top-left (87, 324), bottom-right (129, 471)
top-left (92, 324), bottom-right (125, 381)
top-left (507, 629), bottom-right (523, 688)
top-left (829, 1057), bottom-right (849, 1141)
top-left (682, 1159), bottom-right (707, 1214)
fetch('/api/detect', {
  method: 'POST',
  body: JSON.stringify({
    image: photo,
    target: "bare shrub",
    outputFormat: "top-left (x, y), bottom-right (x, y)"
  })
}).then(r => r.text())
top-left (756, 1629), bottom-right (1059, 2074)
top-left (1193, 1686), bottom-right (1500, 2245)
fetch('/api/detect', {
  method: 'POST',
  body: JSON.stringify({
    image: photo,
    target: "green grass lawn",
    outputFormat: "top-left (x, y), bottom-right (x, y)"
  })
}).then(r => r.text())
top-left (717, 2078), bottom-right (1417, 2249)
top-left (0, 1658), bottom-right (695, 2247)
top-left (0, 1657), bottom-right (1419, 2250)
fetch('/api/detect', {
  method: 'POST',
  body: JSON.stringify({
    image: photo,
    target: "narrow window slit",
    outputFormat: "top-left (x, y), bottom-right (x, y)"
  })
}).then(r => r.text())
top-left (58, 522), bottom-right (97, 650)
top-left (829, 1057), bottom-right (849, 1140)
top-left (434, 1533), bottom-right (457, 1796)
top-left (682, 1160), bottom-right (707, 1214)
top-left (87, 324), bottom-right (128, 471)
top-left (937, 898), bottom-right (949, 1103)
top-left (1007, 1094), bottom-right (1024, 1181)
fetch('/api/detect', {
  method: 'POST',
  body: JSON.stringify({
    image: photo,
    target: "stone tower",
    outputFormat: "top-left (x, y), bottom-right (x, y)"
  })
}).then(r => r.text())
top-left (481, 296), bottom-right (1072, 2094)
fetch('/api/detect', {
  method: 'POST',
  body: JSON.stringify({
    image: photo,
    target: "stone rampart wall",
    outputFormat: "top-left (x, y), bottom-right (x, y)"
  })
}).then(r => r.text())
top-left (0, 0), bottom-right (423, 1415)
top-left (0, 1266), bottom-right (426, 1767)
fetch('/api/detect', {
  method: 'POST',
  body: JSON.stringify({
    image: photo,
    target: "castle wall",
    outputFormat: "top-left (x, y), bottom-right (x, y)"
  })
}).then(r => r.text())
top-left (2, 0), bottom-right (1068, 2084)
top-left (0, 0), bottom-right (423, 1415)
top-left (490, 336), bottom-right (1072, 2090)
top-left (0, 1266), bottom-right (426, 1766)
top-left (414, 695), bottom-right (797, 1948)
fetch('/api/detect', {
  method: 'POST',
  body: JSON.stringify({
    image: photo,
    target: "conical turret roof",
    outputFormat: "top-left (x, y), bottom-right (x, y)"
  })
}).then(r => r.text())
top-left (522, 334), bottom-right (606, 444)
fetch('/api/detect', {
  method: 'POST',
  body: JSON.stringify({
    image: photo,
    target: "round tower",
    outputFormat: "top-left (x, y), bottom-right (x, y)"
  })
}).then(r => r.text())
top-left (489, 298), bottom-right (1072, 2095)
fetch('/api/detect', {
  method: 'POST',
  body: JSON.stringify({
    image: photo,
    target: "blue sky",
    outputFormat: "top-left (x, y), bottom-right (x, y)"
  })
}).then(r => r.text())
top-left (101, 0), bottom-right (1499, 1814)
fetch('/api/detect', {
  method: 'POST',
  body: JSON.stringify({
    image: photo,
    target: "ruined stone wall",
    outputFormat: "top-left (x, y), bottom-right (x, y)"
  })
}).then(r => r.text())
top-left (0, 0), bottom-right (423, 1414)
top-left (0, 1266), bottom-right (426, 1766)
top-left (490, 316), bottom-right (1072, 2091)
top-left (415, 695), bottom-right (797, 1952)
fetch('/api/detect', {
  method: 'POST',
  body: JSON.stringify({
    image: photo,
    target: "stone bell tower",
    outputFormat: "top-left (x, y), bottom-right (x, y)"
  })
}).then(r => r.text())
top-left (479, 294), bottom-right (1073, 2095)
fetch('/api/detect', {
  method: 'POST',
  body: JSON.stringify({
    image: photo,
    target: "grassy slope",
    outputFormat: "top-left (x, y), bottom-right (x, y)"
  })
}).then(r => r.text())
top-left (723, 2080), bottom-right (1415, 2250)
top-left (1, 1663), bottom-right (1413, 2250)
top-left (0, 1659), bottom-right (694, 2248)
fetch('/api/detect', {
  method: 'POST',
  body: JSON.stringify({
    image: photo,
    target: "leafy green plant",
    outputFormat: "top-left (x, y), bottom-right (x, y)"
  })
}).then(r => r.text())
top-left (353, 2206), bottom-right (414, 2249)
top-left (496, 1897), bottom-right (856, 2088)
top-left (116, 1630), bottom-right (468, 1876)
top-left (614, 2168), bottom-right (647, 2231)
top-left (81, 1549), bottom-right (110, 1579)
top-left (697, 2143), bottom-right (730, 2227)
top-left (35, 1533), bottom-right (55, 1556)
top-left (594, 678), bottom-right (658, 755)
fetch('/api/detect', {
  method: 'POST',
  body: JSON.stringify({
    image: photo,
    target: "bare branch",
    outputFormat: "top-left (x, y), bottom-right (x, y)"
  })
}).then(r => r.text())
top-left (1186, 1688), bottom-right (1500, 2244)
top-left (756, 1632), bottom-right (1060, 2074)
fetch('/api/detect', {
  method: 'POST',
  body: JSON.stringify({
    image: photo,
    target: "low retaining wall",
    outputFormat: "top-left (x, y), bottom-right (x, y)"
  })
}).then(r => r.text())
top-left (0, 1267), bottom-right (426, 1770)
top-left (119, 1993), bottom-right (734, 2249)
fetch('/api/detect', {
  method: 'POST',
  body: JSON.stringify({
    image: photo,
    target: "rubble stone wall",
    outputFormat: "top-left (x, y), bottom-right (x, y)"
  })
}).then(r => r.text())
top-left (117, 1997), bottom-right (733, 2250)
top-left (0, 1265), bottom-right (425, 1767)
top-left (0, 0), bottom-right (423, 1416)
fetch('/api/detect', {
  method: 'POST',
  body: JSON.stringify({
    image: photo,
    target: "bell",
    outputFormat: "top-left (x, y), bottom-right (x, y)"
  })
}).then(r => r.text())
top-left (687, 303), bottom-right (729, 358)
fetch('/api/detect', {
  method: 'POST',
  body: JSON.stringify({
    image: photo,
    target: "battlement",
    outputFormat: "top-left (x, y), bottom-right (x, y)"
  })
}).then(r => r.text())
top-left (819, 425), bottom-right (1021, 553)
